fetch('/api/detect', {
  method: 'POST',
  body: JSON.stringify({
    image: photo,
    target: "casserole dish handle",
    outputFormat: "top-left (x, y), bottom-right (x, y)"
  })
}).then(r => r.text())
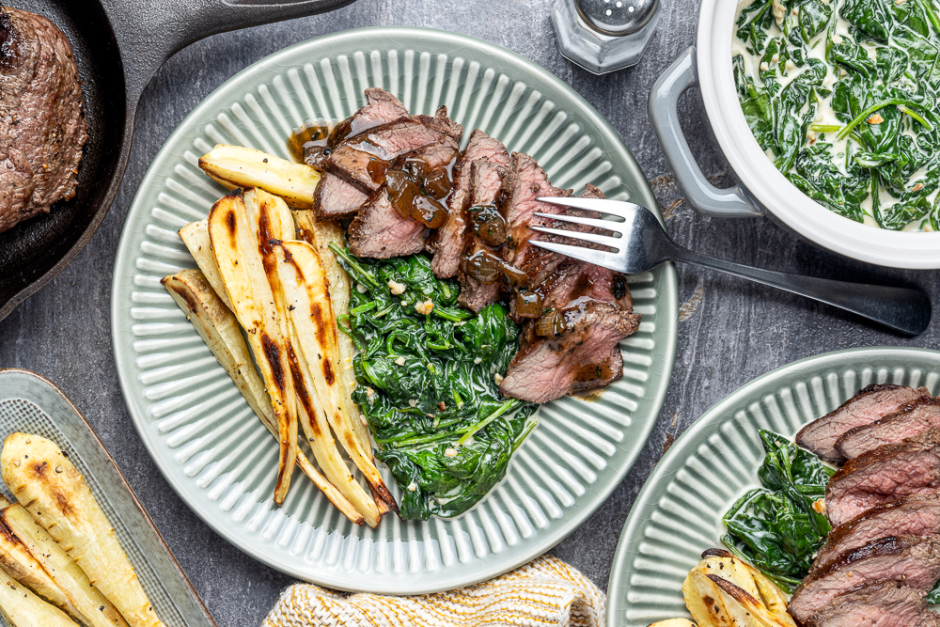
top-left (650, 47), bottom-right (763, 218)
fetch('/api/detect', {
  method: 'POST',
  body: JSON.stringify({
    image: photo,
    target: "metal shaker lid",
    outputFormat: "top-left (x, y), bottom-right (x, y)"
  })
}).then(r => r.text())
top-left (575, 0), bottom-right (659, 36)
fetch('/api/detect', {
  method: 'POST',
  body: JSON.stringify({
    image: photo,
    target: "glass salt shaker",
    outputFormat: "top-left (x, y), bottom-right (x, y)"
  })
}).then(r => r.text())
top-left (551, 0), bottom-right (661, 74)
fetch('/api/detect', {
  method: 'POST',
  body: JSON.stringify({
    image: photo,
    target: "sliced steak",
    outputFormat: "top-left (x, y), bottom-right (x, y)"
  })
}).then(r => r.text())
top-left (789, 536), bottom-right (940, 624)
top-left (501, 152), bottom-right (571, 283)
top-left (837, 399), bottom-right (940, 460)
top-left (416, 105), bottom-right (462, 141)
top-left (431, 130), bottom-right (510, 279)
top-left (826, 428), bottom-right (940, 527)
top-left (457, 159), bottom-right (505, 313)
top-left (806, 582), bottom-right (928, 627)
top-left (812, 492), bottom-right (940, 575)
top-left (326, 119), bottom-right (459, 193)
top-left (346, 87), bottom-right (409, 133)
top-left (0, 6), bottom-right (87, 233)
top-left (312, 173), bottom-right (369, 220)
top-left (348, 186), bottom-right (426, 258)
top-left (498, 302), bottom-right (640, 403)
top-left (796, 384), bottom-right (930, 464)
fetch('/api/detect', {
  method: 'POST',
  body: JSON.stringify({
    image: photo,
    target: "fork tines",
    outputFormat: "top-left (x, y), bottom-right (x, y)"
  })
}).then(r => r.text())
top-left (526, 196), bottom-right (633, 272)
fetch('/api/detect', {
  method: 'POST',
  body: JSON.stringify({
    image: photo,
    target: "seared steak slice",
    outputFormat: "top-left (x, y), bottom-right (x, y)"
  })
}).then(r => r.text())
top-left (501, 152), bottom-right (571, 282)
top-left (0, 6), bottom-right (87, 233)
top-left (312, 173), bottom-right (369, 220)
top-left (837, 399), bottom-right (940, 460)
top-left (796, 384), bottom-right (930, 464)
top-left (348, 186), bottom-right (426, 259)
top-left (431, 130), bottom-right (510, 279)
top-left (416, 105), bottom-right (462, 141)
top-left (498, 302), bottom-right (641, 403)
top-left (806, 582), bottom-right (928, 627)
top-left (812, 493), bottom-right (940, 575)
top-left (457, 159), bottom-right (505, 313)
top-left (326, 120), bottom-right (459, 193)
top-left (789, 536), bottom-right (940, 624)
top-left (347, 87), bottom-right (409, 133)
top-left (826, 428), bottom-right (940, 527)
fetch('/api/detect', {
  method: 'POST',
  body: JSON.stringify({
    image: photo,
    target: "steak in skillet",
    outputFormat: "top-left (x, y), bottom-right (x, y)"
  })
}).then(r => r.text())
top-left (457, 159), bottom-right (506, 313)
top-left (796, 384), bottom-right (930, 464)
top-left (0, 6), bottom-right (87, 233)
top-left (811, 492), bottom-right (940, 576)
top-left (498, 302), bottom-right (641, 403)
top-left (788, 535), bottom-right (940, 624)
top-left (837, 399), bottom-right (940, 460)
top-left (805, 581), bottom-right (930, 627)
top-left (826, 428), bottom-right (940, 527)
top-left (431, 130), bottom-right (510, 279)
top-left (310, 88), bottom-right (408, 220)
top-left (348, 185), bottom-right (427, 258)
top-left (326, 118), bottom-right (461, 193)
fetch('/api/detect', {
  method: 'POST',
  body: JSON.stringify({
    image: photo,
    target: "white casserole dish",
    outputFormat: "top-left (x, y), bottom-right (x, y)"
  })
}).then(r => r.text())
top-left (649, 0), bottom-right (940, 269)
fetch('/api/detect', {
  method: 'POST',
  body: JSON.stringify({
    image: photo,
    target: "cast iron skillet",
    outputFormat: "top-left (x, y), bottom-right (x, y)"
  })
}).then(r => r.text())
top-left (0, 0), bottom-right (354, 322)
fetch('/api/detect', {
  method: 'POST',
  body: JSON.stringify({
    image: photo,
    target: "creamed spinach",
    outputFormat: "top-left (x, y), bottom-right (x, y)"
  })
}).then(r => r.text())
top-left (734, 0), bottom-right (940, 230)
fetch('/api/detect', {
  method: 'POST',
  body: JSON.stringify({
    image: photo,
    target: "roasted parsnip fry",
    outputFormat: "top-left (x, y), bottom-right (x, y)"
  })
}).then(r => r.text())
top-left (208, 190), bottom-right (298, 504)
top-left (0, 517), bottom-right (82, 623)
top-left (161, 269), bottom-right (364, 526)
top-left (648, 620), bottom-right (696, 627)
top-left (274, 241), bottom-right (398, 512)
top-left (0, 576), bottom-right (79, 627)
top-left (708, 576), bottom-right (793, 627)
top-left (0, 434), bottom-right (161, 627)
top-left (178, 220), bottom-right (232, 310)
top-left (292, 209), bottom-right (390, 515)
top-left (0, 505), bottom-right (127, 627)
top-left (199, 145), bottom-right (320, 209)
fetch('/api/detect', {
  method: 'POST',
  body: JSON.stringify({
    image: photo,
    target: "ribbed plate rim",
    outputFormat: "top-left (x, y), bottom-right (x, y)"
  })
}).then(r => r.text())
top-left (606, 346), bottom-right (940, 627)
top-left (111, 25), bottom-right (679, 594)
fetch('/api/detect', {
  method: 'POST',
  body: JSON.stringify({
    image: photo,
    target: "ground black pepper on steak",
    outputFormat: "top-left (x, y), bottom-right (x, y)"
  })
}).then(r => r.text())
top-left (805, 581), bottom-right (932, 627)
top-left (0, 6), bottom-right (87, 233)
top-left (825, 427), bottom-right (940, 527)
top-left (796, 384), bottom-right (930, 464)
top-left (430, 129), bottom-right (510, 279)
top-left (788, 536), bottom-right (940, 625)
top-left (811, 492), bottom-right (940, 576)
top-left (837, 398), bottom-right (940, 460)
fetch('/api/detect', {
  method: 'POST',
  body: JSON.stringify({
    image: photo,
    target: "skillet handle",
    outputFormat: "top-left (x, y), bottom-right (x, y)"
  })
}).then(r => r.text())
top-left (649, 47), bottom-right (763, 219)
top-left (102, 0), bottom-right (357, 105)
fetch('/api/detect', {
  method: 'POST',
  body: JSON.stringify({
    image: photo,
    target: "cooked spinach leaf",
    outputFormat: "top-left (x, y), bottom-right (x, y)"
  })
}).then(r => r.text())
top-left (332, 245), bottom-right (537, 520)
top-left (735, 0), bottom-right (940, 231)
top-left (722, 430), bottom-right (835, 592)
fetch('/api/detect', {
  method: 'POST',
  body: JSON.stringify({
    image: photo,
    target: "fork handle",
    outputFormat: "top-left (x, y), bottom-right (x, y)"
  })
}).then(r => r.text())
top-left (671, 248), bottom-right (932, 336)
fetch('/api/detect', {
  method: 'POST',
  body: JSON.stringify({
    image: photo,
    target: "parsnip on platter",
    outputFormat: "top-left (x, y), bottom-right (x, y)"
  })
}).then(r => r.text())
top-left (208, 189), bottom-right (298, 504)
top-left (177, 220), bottom-right (231, 310)
top-left (1, 432), bottom-right (164, 627)
top-left (199, 144), bottom-right (320, 210)
top-left (274, 240), bottom-right (398, 512)
top-left (0, 576), bottom-right (79, 627)
top-left (0, 504), bottom-right (127, 627)
top-left (161, 269), bottom-right (365, 526)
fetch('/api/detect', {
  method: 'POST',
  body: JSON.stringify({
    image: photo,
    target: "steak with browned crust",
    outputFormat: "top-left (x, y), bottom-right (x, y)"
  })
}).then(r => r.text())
top-left (789, 536), bottom-right (940, 625)
top-left (431, 130), bottom-right (510, 279)
top-left (312, 173), bottom-right (369, 220)
top-left (837, 399), bottom-right (940, 460)
top-left (826, 428), bottom-right (940, 527)
top-left (796, 384), bottom-right (930, 464)
top-left (806, 582), bottom-right (930, 627)
top-left (811, 493), bottom-right (940, 576)
top-left (348, 186), bottom-right (426, 259)
top-left (457, 159), bottom-right (506, 313)
top-left (0, 6), bottom-right (87, 233)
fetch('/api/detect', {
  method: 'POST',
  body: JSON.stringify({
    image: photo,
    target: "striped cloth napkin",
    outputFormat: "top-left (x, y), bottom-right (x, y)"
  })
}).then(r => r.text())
top-left (263, 555), bottom-right (605, 627)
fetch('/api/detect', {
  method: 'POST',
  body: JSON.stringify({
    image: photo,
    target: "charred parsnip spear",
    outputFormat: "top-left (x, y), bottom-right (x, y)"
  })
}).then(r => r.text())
top-left (1, 433), bottom-right (164, 627)
top-left (161, 270), bottom-right (365, 526)
top-left (0, 575), bottom-right (80, 627)
top-left (292, 209), bottom-right (391, 516)
top-left (208, 189), bottom-right (298, 504)
top-left (198, 144), bottom-right (320, 209)
top-left (274, 241), bottom-right (398, 514)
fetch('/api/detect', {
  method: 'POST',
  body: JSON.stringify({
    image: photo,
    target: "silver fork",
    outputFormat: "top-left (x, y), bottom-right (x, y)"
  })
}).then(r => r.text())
top-left (530, 197), bottom-right (931, 336)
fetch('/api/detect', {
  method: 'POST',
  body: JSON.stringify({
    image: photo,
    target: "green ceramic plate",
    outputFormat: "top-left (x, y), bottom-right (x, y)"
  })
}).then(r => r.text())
top-left (0, 370), bottom-right (218, 627)
top-left (111, 26), bottom-right (678, 594)
top-left (607, 347), bottom-right (940, 627)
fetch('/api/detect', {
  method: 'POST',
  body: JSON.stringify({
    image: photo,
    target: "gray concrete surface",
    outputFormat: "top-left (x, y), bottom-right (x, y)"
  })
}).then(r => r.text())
top-left (2, 0), bottom-right (939, 625)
